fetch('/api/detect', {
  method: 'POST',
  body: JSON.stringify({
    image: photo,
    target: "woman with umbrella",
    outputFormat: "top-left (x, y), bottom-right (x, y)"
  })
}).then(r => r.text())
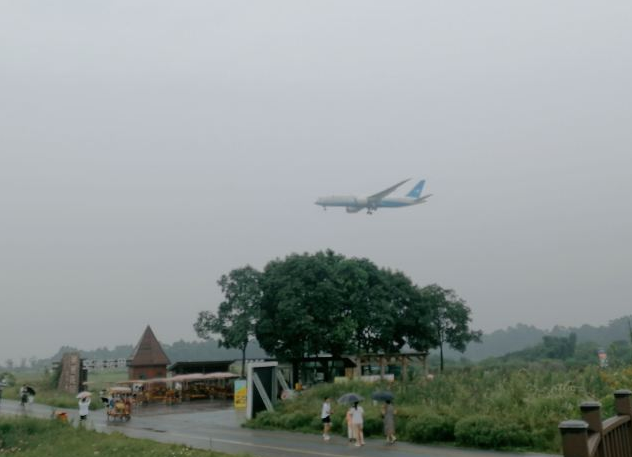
top-left (338, 393), bottom-right (365, 447)
top-left (372, 391), bottom-right (396, 444)
top-left (77, 391), bottom-right (91, 423)
top-left (351, 401), bottom-right (365, 447)
top-left (19, 384), bottom-right (34, 408)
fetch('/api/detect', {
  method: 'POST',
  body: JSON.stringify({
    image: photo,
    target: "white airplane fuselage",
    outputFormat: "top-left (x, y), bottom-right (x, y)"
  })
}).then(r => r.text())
top-left (315, 179), bottom-right (431, 214)
top-left (315, 195), bottom-right (430, 213)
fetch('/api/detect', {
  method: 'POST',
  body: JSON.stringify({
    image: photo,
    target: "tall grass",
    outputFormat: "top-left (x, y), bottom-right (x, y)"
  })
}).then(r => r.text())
top-left (0, 416), bottom-right (249, 457)
top-left (247, 362), bottom-right (616, 453)
top-left (2, 371), bottom-right (102, 410)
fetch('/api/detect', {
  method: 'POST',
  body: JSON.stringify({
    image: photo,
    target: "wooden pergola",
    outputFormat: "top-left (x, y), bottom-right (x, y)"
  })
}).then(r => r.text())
top-left (350, 351), bottom-right (428, 380)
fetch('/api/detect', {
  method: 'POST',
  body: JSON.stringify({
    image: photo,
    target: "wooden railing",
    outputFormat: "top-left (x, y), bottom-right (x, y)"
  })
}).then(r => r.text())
top-left (559, 390), bottom-right (632, 457)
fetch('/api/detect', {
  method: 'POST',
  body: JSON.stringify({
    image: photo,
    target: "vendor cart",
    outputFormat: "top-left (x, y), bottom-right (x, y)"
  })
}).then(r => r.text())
top-left (106, 386), bottom-right (132, 422)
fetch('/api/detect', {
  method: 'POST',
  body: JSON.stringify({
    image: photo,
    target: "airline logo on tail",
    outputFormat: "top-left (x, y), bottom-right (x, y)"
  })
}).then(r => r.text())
top-left (406, 180), bottom-right (425, 199)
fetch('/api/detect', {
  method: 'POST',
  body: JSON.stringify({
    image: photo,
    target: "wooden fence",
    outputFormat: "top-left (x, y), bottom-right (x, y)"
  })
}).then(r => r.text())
top-left (559, 389), bottom-right (632, 457)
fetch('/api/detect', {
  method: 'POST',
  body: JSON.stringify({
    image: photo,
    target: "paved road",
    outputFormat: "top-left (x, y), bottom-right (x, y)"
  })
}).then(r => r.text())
top-left (0, 399), bottom-right (557, 457)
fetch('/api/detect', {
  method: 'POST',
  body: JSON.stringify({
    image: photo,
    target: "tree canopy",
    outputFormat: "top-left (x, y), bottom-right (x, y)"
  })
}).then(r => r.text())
top-left (420, 284), bottom-right (482, 371)
top-left (194, 250), bottom-right (481, 377)
top-left (194, 266), bottom-right (262, 377)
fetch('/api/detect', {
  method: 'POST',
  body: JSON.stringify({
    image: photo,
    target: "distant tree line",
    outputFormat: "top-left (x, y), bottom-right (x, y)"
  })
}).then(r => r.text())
top-left (486, 330), bottom-right (632, 369)
top-left (194, 250), bottom-right (481, 378)
top-left (443, 316), bottom-right (632, 363)
top-left (7, 339), bottom-right (267, 372)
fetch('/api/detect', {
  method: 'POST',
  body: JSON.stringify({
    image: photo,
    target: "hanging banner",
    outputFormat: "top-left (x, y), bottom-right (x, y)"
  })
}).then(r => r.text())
top-left (234, 379), bottom-right (247, 409)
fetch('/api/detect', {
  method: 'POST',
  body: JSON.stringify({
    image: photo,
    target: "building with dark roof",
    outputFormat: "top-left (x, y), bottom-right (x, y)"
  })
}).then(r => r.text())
top-left (128, 325), bottom-right (171, 380)
top-left (168, 360), bottom-right (235, 375)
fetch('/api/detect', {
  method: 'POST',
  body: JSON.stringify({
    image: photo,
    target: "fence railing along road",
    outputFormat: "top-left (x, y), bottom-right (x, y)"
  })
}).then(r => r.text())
top-left (559, 389), bottom-right (632, 457)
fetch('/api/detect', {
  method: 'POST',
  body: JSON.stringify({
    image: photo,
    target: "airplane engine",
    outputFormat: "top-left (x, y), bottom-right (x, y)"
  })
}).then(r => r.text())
top-left (346, 207), bottom-right (362, 213)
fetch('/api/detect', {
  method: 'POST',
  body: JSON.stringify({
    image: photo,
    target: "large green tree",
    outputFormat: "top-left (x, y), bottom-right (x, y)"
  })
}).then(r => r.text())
top-left (256, 251), bottom-right (357, 381)
top-left (421, 284), bottom-right (482, 372)
top-left (194, 266), bottom-right (262, 377)
top-left (255, 251), bottom-right (432, 380)
top-left (342, 260), bottom-right (423, 355)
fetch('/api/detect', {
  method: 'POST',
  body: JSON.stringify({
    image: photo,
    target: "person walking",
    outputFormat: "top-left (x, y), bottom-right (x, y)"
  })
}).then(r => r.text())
top-left (346, 406), bottom-right (356, 442)
top-left (78, 396), bottom-right (91, 423)
top-left (382, 399), bottom-right (397, 444)
top-left (19, 385), bottom-right (29, 408)
top-left (351, 402), bottom-right (365, 447)
top-left (321, 397), bottom-right (333, 441)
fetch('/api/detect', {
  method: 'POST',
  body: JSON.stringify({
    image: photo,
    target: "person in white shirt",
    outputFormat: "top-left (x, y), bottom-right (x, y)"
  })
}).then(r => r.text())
top-left (78, 397), bottom-right (91, 422)
top-left (351, 402), bottom-right (365, 446)
top-left (321, 397), bottom-right (333, 441)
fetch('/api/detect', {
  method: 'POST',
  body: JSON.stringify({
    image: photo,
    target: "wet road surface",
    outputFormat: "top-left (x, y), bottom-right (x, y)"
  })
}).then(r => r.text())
top-left (0, 399), bottom-right (557, 457)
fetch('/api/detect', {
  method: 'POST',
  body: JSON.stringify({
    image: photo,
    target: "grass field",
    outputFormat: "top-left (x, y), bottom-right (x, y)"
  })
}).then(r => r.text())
top-left (1, 370), bottom-right (129, 411)
top-left (0, 416), bottom-right (249, 457)
top-left (247, 362), bottom-right (622, 453)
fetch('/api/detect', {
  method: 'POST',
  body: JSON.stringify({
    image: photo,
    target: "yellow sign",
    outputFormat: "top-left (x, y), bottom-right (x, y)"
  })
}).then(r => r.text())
top-left (234, 380), bottom-right (247, 409)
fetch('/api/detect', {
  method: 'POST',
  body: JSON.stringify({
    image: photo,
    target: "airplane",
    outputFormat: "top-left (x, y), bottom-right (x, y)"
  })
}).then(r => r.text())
top-left (315, 179), bottom-right (432, 214)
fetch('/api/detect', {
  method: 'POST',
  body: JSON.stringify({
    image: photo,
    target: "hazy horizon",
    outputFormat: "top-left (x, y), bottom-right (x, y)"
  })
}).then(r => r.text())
top-left (2, 1), bottom-right (631, 363)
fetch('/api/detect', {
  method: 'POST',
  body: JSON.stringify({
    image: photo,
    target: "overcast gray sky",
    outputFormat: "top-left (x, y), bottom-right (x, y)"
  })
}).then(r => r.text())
top-left (1, 1), bottom-right (631, 364)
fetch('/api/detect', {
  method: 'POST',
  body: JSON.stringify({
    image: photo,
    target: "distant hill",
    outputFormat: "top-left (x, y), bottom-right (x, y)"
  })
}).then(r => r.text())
top-left (444, 316), bottom-right (632, 361)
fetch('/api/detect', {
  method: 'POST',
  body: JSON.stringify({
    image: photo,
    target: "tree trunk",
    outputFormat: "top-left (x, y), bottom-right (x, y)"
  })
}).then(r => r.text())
top-left (322, 359), bottom-right (333, 382)
top-left (241, 345), bottom-right (247, 378)
top-left (292, 360), bottom-right (299, 388)
top-left (439, 342), bottom-right (444, 372)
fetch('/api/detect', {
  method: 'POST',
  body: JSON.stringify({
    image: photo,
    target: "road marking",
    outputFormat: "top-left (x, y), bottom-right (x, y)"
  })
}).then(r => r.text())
top-left (168, 431), bottom-right (354, 457)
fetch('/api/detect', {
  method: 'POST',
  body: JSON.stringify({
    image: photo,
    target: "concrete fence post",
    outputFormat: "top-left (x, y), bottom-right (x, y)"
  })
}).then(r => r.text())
top-left (559, 420), bottom-right (591, 457)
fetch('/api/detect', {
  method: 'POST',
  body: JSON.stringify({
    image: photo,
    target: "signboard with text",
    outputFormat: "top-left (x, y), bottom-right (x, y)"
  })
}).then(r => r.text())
top-left (234, 379), bottom-right (247, 409)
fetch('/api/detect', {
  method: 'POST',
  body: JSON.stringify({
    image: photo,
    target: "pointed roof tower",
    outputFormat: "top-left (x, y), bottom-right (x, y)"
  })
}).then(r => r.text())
top-left (128, 325), bottom-right (171, 367)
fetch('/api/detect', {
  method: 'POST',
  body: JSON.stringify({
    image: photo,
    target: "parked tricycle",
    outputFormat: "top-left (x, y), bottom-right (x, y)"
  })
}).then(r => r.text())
top-left (105, 386), bottom-right (132, 422)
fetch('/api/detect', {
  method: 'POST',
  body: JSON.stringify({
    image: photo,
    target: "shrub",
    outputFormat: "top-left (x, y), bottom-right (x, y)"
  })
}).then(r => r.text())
top-left (0, 372), bottom-right (16, 387)
top-left (406, 413), bottom-right (455, 443)
top-left (455, 416), bottom-right (531, 449)
top-left (249, 411), bottom-right (282, 428)
top-left (362, 414), bottom-right (383, 437)
top-left (280, 412), bottom-right (313, 430)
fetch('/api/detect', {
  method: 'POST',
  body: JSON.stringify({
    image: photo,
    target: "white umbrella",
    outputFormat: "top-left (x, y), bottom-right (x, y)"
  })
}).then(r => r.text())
top-left (76, 391), bottom-right (92, 399)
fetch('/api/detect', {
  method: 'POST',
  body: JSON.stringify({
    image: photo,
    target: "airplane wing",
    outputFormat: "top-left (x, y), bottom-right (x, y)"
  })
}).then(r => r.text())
top-left (367, 179), bottom-right (411, 202)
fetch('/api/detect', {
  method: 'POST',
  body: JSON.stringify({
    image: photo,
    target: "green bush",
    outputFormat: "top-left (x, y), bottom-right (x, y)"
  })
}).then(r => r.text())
top-left (249, 411), bottom-right (282, 428)
top-left (0, 372), bottom-right (16, 387)
top-left (406, 413), bottom-right (455, 443)
top-left (362, 414), bottom-right (383, 436)
top-left (280, 412), bottom-right (313, 430)
top-left (454, 416), bottom-right (531, 449)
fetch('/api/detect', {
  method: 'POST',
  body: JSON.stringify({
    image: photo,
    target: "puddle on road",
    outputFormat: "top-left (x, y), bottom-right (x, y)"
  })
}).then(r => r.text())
top-left (141, 427), bottom-right (167, 433)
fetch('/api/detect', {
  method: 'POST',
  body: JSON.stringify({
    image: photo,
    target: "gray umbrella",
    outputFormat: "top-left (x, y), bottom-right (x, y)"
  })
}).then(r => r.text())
top-left (371, 391), bottom-right (395, 402)
top-left (338, 393), bottom-right (364, 404)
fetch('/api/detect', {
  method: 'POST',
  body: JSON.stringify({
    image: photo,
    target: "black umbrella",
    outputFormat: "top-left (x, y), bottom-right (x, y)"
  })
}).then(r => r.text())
top-left (371, 391), bottom-right (395, 402)
top-left (338, 393), bottom-right (364, 404)
top-left (25, 386), bottom-right (36, 396)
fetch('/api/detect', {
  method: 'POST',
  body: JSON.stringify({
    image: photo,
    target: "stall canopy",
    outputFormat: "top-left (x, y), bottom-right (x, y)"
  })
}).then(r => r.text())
top-left (116, 372), bottom-right (238, 385)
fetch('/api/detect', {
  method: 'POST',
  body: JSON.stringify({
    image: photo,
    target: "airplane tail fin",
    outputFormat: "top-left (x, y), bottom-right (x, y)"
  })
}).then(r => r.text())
top-left (406, 180), bottom-right (425, 198)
